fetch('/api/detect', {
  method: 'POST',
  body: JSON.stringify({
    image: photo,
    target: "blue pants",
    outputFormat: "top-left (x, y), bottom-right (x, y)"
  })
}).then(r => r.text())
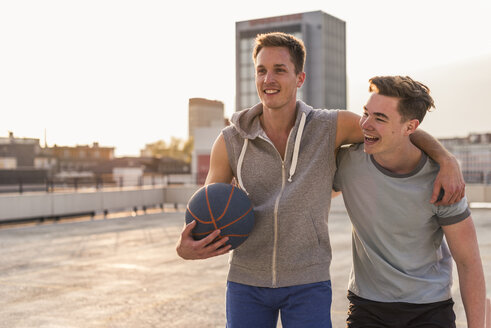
top-left (226, 280), bottom-right (332, 328)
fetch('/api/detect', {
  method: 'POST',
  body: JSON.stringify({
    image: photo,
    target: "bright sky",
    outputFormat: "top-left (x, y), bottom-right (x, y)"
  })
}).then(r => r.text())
top-left (2, 0), bottom-right (491, 156)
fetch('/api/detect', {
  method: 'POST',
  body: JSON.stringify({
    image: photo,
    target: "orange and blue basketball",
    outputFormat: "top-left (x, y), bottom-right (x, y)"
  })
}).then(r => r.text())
top-left (185, 183), bottom-right (255, 249)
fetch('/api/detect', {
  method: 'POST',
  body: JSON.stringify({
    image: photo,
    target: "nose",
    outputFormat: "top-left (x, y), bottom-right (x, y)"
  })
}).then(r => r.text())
top-left (264, 71), bottom-right (274, 83)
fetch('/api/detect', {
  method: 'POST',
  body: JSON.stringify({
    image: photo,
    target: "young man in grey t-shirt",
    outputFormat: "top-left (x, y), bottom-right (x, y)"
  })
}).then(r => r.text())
top-left (333, 76), bottom-right (485, 328)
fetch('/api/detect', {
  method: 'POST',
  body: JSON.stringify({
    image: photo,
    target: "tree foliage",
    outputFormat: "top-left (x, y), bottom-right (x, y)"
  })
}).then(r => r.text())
top-left (144, 137), bottom-right (193, 163)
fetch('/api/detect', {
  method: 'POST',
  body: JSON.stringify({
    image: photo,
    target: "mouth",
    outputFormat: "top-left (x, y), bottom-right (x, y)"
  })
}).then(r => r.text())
top-left (364, 133), bottom-right (379, 145)
top-left (264, 89), bottom-right (279, 95)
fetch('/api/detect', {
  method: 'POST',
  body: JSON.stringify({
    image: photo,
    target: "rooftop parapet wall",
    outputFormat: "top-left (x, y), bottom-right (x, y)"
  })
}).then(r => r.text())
top-left (0, 185), bottom-right (199, 223)
top-left (0, 185), bottom-right (489, 223)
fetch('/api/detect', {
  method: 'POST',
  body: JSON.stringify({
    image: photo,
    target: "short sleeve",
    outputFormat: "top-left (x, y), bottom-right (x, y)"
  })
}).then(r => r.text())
top-left (435, 196), bottom-right (471, 226)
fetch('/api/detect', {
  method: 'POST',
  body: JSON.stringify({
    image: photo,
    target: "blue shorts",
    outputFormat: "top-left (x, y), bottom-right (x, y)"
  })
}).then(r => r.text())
top-left (226, 280), bottom-right (332, 328)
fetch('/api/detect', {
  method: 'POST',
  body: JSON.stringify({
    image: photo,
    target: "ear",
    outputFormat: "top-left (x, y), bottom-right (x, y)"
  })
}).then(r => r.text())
top-left (404, 119), bottom-right (420, 136)
top-left (297, 72), bottom-right (306, 88)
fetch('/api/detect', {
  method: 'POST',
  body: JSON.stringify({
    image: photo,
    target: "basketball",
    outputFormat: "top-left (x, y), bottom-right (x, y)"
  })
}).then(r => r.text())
top-left (185, 183), bottom-right (255, 249)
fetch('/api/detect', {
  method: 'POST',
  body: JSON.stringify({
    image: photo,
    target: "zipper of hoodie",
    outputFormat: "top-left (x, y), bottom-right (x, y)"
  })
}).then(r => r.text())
top-left (258, 130), bottom-right (292, 288)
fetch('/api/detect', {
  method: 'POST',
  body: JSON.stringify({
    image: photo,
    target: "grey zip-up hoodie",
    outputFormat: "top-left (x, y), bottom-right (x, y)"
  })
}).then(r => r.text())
top-left (222, 100), bottom-right (339, 288)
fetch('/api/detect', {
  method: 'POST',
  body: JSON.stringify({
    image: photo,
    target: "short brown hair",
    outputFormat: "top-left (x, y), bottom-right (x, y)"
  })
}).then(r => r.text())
top-left (369, 76), bottom-right (435, 123)
top-left (252, 32), bottom-right (306, 75)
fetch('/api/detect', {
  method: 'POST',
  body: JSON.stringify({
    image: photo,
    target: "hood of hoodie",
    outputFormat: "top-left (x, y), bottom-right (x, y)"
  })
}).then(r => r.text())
top-left (230, 100), bottom-right (313, 140)
top-left (229, 100), bottom-right (312, 193)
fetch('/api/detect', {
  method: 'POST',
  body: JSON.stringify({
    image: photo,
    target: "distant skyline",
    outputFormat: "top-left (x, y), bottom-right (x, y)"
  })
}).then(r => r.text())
top-left (2, 0), bottom-right (491, 156)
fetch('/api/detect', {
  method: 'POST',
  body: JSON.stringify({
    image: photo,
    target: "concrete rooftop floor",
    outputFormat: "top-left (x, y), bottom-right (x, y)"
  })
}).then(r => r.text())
top-left (0, 197), bottom-right (490, 328)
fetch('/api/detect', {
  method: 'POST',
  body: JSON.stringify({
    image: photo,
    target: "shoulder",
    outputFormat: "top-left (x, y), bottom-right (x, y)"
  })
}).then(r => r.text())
top-left (338, 143), bottom-right (364, 159)
top-left (435, 199), bottom-right (471, 226)
top-left (303, 108), bottom-right (339, 139)
top-left (222, 124), bottom-right (241, 142)
top-left (423, 158), bottom-right (470, 222)
top-left (222, 123), bottom-right (239, 135)
top-left (333, 143), bottom-right (365, 190)
top-left (308, 108), bottom-right (339, 122)
top-left (425, 156), bottom-right (441, 171)
top-left (417, 155), bottom-right (442, 182)
top-left (336, 143), bottom-right (365, 168)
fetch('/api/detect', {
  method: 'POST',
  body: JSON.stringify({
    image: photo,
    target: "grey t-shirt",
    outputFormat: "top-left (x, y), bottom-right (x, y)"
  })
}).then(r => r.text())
top-left (333, 143), bottom-right (471, 303)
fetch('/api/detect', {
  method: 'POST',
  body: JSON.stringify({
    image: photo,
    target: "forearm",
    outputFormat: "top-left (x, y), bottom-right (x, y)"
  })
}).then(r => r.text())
top-left (410, 129), bottom-right (453, 164)
top-left (411, 129), bottom-right (465, 204)
top-left (456, 261), bottom-right (486, 328)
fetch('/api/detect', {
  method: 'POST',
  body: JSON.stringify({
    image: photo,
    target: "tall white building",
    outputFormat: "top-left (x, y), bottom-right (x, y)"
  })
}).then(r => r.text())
top-left (235, 10), bottom-right (346, 111)
top-left (188, 98), bottom-right (226, 185)
top-left (188, 98), bottom-right (225, 139)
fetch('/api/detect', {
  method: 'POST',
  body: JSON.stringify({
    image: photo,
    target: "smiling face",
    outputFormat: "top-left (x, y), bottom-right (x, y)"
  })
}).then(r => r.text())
top-left (254, 46), bottom-right (305, 111)
top-left (360, 93), bottom-right (416, 156)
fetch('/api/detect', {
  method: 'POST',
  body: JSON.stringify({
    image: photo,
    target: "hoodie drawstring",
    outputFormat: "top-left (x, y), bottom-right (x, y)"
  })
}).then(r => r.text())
top-left (237, 138), bottom-right (249, 195)
top-left (288, 112), bottom-right (306, 182)
top-left (237, 111), bottom-right (307, 192)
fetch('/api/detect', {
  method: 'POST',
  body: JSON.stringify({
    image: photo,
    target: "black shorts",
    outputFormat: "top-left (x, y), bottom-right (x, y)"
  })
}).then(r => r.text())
top-left (346, 291), bottom-right (456, 328)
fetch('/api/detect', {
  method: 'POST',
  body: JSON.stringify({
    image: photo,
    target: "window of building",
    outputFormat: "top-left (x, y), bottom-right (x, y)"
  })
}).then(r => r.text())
top-left (0, 157), bottom-right (16, 169)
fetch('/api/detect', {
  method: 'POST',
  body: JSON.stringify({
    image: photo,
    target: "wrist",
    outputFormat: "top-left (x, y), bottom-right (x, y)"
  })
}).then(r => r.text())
top-left (436, 152), bottom-right (456, 167)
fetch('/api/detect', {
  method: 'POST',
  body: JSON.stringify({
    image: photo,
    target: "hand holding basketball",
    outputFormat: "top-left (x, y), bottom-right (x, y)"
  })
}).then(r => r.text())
top-left (176, 220), bottom-right (231, 260)
top-left (185, 183), bottom-right (255, 250)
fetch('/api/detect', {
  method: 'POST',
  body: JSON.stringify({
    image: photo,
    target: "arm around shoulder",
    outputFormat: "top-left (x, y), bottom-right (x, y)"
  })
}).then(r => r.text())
top-left (335, 110), bottom-right (363, 149)
top-left (410, 129), bottom-right (465, 205)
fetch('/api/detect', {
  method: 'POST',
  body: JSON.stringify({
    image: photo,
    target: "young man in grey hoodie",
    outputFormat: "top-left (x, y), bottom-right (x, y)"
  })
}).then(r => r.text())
top-left (176, 32), bottom-right (465, 328)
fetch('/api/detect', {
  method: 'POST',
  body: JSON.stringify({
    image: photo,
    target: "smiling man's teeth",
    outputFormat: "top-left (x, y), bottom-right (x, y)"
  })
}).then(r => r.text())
top-left (264, 89), bottom-right (279, 94)
top-left (364, 134), bottom-right (379, 141)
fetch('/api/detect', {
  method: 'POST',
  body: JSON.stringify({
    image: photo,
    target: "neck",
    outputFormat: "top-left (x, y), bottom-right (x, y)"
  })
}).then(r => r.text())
top-left (260, 103), bottom-right (297, 136)
top-left (372, 142), bottom-right (423, 174)
top-left (259, 103), bottom-right (298, 159)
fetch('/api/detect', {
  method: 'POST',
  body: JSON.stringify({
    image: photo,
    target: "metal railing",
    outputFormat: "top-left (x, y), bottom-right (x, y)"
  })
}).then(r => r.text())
top-left (0, 173), bottom-right (198, 194)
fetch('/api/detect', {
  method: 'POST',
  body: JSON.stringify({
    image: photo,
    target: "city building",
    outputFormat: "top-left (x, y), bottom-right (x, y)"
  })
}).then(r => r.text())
top-left (0, 131), bottom-right (194, 190)
top-left (0, 132), bottom-right (53, 186)
top-left (440, 133), bottom-right (491, 184)
top-left (235, 10), bottom-right (346, 111)
top-left (0, 132), bottom-right (41, 169)
top-left (188, 98), bottom-right (225, 139)
top-left (193, 126), bottom-right (224, 185)
top-left (51, 142), bottom-right (114, 172)
top-left (188, 98), bottom-right (227, 185)
top-left (93, 156), bottom-right (191, 187)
